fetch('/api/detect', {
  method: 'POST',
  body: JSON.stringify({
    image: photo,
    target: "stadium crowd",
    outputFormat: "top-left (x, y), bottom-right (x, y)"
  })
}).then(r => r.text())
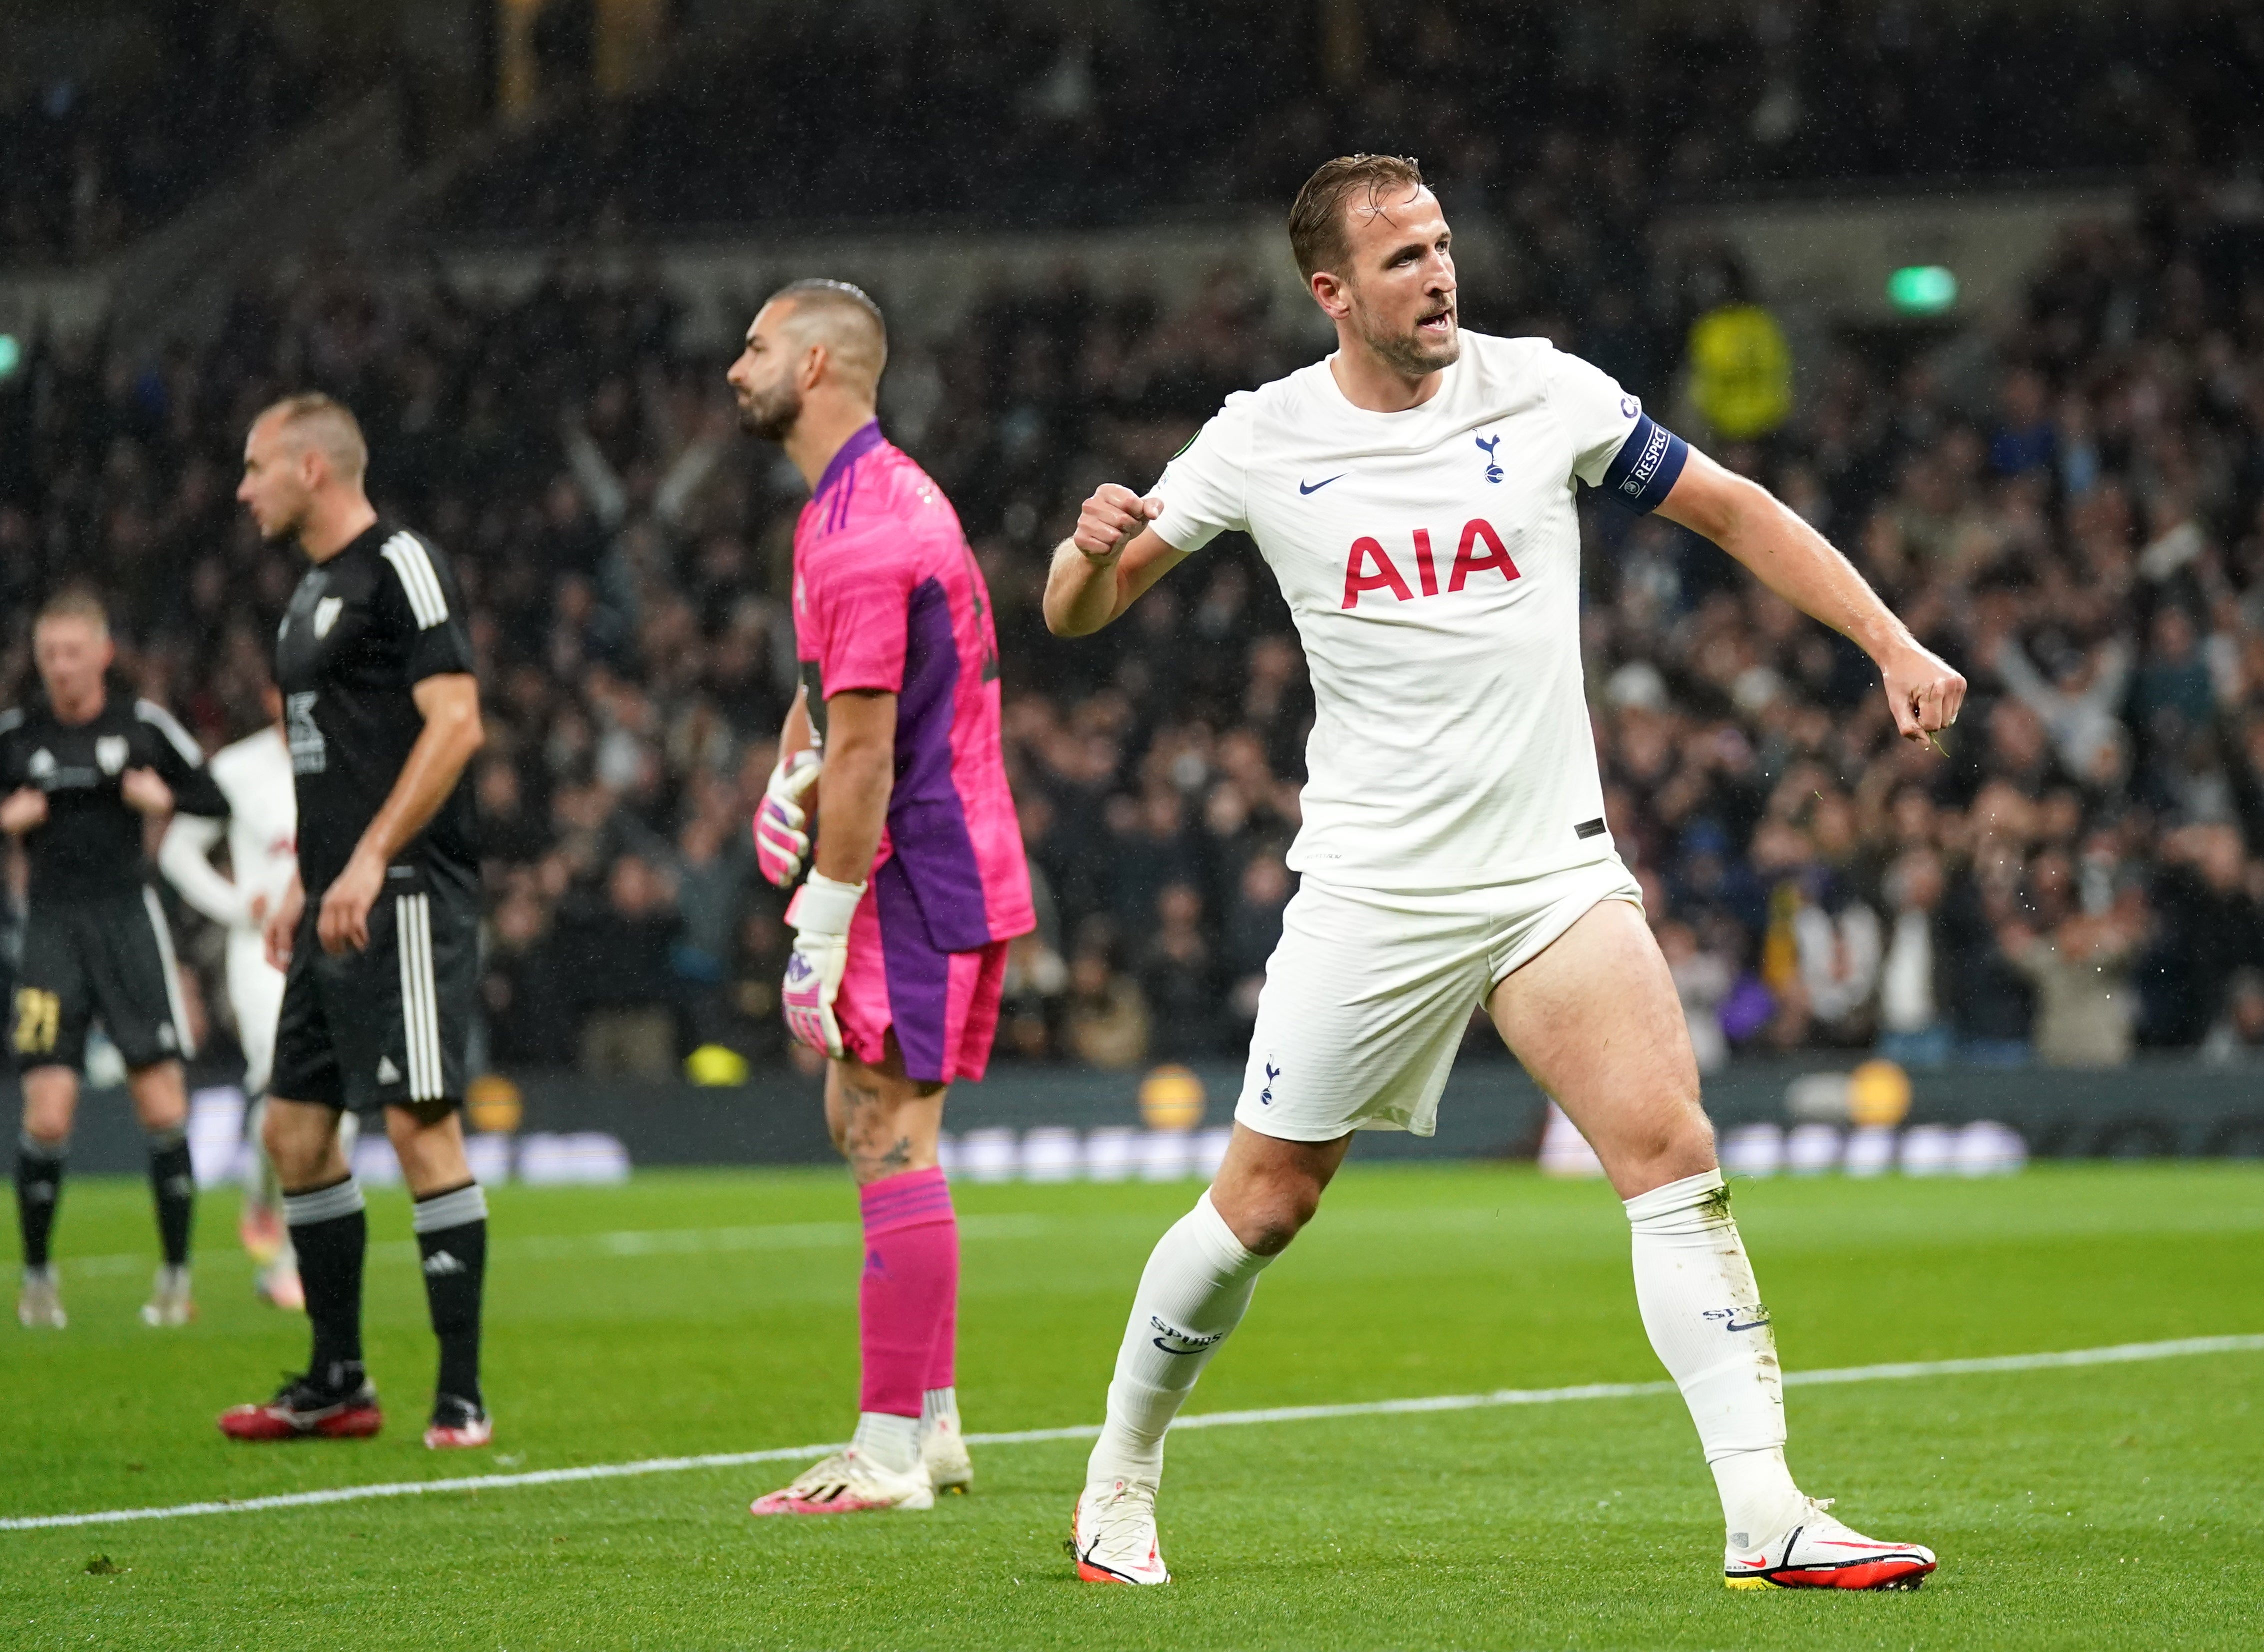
top-left (8, 160), bottom-right (2264, 1081)
top-left (435, 0), bottom-right (2264, 239)
top-left (0, 4), bottom-right (324, 269)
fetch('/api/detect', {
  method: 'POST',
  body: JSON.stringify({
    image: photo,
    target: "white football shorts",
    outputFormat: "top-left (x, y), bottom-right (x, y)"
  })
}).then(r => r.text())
top-left (226, 930), bottom-right (288, 1098)
top-left (1234, 855), bottom-right (1644, 1142)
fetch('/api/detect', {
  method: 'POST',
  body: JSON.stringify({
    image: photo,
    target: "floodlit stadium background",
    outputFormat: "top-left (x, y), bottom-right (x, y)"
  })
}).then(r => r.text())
top-left (5, 0), bottom-right (2264, 1168)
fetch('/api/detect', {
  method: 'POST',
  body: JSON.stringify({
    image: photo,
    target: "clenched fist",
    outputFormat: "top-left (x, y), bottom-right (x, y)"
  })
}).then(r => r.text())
top-left (1880, 641), bottom-right (1967, 747)
top-left (1072, 484), bottom-right (1164, 563)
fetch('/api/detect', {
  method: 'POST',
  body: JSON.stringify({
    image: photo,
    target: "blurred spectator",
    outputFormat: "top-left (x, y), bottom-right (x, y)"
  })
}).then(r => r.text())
top-left (2006, 897), bottom-right (2146, 1069)
top-left (2200, 967), bottom-right (2264, 1063)
top-left (1656, 918), bottom-right (1732, 1072)
top-left (1874, 849), bottom-right (1954, 1068)
top-left (482, 883), bottom-right (572, 1067)
top-left (1065, 945), bottom-right (1148, 1070)
top-left (1221, 852), bottom-right (1293, 1030)
top-left (1138, 883), bottom-right (1220, 1059)
top-left (1793, 890), bottom-right (1882, 1047)
top-left (565, 852), bottom-right (684, 1077)
top-left (714, 903), bottom-right (792, 1066)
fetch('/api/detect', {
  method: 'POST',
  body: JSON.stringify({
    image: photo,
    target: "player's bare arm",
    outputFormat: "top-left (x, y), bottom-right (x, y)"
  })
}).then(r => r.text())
top-left (0, 787), bottom-right (46, 834)
top-left (780, 682), bottom-right (817, 763)
top-left (812, 690), bottom-right (896, 882)
top-left (120, 766), bottom-right (174, 816)
top-left (1656, 450), bottom-right (1966, 744)
top-left (264, 870), bottom-right (305, 970)
top-left (1042, 486), bottom-right (1186, 636)
top-left (317, 673), bottom-right (484, 955)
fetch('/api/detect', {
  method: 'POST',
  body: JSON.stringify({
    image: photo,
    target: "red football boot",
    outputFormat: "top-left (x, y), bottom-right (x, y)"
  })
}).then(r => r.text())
top-left (220, 1368), bottom-right (382, 1441)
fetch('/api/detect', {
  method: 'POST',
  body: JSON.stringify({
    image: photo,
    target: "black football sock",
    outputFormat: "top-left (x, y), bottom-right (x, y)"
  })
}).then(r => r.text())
top-left (284, 1175), bottom-right (368, 1384)
top-left (413, 1182), bottom-right (488, 1410)
top-left (147, 1127), bottom-right (195, 1268)
top-left (15, 1131), bottom-right (67, 1270)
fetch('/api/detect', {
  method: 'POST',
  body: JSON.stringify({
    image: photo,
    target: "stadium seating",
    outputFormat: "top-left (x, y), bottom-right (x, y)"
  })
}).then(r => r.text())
top-left (8, 8), bottom-right (2264, 1083)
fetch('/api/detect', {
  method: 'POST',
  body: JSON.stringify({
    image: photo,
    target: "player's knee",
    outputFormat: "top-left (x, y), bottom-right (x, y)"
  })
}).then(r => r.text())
top-left (1624, 1105), bottom-right (1716, 1184)
top-left (1220, 1175), bottom-right (1324, 1256)
top-left (262, 1108), bottom-right (325, 1183)
top-left (20, 1085), bottom-right (74, 1143)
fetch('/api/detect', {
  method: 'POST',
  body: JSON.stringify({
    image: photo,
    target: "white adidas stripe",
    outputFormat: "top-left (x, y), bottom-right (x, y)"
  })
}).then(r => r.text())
top-left (380, 533), bottom-right (448, 629)
top-left (134, 698), bottom-right (206, 767)
top-left (141, 886), bottom-right (196, 1061)
top-left (395, 893), bottom-right (444, 1101)
top-left (1, 1333), bottom-right (2254, 1533)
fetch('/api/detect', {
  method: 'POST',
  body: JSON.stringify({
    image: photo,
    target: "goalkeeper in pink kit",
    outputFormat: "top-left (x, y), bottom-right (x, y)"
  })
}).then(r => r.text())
top-left (731, 280), bottom-right (1034, 1514)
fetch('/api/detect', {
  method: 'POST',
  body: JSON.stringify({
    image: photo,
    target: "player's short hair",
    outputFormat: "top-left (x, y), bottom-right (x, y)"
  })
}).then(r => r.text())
top-left (1288, 154), bottom-right (1428, 283)
top-left (768, 278), bottom-right (888, 385)
top-left (35, 586), bottom-right (108, 637)
top-left (256, 391), bottom-right (369, 482)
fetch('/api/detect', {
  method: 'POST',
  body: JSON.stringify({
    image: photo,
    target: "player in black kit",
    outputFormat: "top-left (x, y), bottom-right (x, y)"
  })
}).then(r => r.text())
top-left (4, 589), bottom-right (227, 1329)
top-left (216, 394), bottom-right (495, 1449)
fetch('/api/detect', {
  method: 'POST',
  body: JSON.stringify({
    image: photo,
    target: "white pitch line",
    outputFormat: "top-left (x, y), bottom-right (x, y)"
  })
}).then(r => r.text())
top-left (4, 1332), bottom-right (2258, 1535)
top-left (56, 1214), bottom-right (1052, 1277)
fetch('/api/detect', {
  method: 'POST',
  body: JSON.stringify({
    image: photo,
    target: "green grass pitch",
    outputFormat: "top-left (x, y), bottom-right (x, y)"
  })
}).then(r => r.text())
top-left (2, 1159), bottom-right (2260, 1651)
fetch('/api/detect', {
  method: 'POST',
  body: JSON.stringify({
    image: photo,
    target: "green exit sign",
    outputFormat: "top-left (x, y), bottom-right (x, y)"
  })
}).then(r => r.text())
top-left (1887, 266), bottom-right (1959, 315)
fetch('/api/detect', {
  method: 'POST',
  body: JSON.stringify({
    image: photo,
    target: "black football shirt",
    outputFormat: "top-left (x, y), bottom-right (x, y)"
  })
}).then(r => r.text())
top-left (274, 521), bottom-right (480, 896)
top-left (0, 683), bottom-right (228, 902)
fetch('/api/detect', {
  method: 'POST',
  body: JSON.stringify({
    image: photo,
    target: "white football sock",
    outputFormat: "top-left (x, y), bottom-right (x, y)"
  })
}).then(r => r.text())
top-left (1624, 1168), bottom-right (1805, 1549)
top-left (850, 1411), bottom-right (922, 1475)
top-left (1086, 1190), bottom-right (1272, 1487)
top-left (920, 1387), bottom-right (959, 1434)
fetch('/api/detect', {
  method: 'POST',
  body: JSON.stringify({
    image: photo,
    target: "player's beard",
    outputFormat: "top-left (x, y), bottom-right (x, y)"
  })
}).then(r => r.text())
top-left (255, 496), bottom-right (310, 545)
top-left (738, 378), bottom-right (804, 443)
top-left (1358, 298), bottom-right (1460, 378)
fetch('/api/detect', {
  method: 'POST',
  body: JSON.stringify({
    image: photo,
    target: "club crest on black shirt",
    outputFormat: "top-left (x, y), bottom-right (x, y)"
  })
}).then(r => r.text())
top-left (275, 522), bottom-right (480, 896)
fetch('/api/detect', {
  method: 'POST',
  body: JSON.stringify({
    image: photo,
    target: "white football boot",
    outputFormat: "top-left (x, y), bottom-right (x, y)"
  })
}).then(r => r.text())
top-left (140, 1265), bottom-right (196, 1327)
top-left (1071, 1478), bottom-right (1171, 1585)
top-left (921, 1412), bottom-right (974, 1495)
top-left (18, 1265), bottom-right (66, 1329)
top-left (748, 1448), bottom-right (935, 1516)
top-left (1724, 1498), bottom-right (1936, 1591)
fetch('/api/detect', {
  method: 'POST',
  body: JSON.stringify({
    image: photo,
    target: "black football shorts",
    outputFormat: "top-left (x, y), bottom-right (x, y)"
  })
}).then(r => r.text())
top-left (11, 887), bottom-right (193, 1074)
top-left (270, 860), bottom-right (477, 1113)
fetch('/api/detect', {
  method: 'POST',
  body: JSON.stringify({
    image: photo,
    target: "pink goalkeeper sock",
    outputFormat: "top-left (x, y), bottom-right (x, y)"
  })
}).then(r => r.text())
top-left (858, 1167), bottom-right (960, 1418)
top-left (927, 1282), bottom-right (958, 1393)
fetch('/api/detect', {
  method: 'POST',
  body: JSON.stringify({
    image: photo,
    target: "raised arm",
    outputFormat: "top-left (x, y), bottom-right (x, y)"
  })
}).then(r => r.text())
top-left (1044, 484), bottom-right (1192, 637)
top-left (1656, 449), bottom-right (1965, 745)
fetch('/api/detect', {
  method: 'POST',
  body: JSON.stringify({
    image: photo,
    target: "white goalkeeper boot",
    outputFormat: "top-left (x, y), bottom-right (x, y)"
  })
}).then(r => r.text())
top-left (921, 1410), bottom-right (974, 1495)
top-left (748, 1448), bottom-right (935, 1516)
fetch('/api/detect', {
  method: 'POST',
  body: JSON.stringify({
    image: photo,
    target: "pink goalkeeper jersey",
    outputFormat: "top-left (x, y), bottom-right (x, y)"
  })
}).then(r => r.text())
top-left (792, 421), bottom-right (1034, 950)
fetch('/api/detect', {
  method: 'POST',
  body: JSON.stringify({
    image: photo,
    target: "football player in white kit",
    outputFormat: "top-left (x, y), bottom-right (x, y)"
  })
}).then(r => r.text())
top-left (1046, 156), bottom-right (1962, 1593)
top-left (159, 686), bottom-right (320, 1310)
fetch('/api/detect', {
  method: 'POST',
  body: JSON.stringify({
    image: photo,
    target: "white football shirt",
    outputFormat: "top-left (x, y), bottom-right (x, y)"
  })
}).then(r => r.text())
top-left (160, 726), bottom-right (299, 930)
top-left (1148, 331), bottom-right (1680, 890)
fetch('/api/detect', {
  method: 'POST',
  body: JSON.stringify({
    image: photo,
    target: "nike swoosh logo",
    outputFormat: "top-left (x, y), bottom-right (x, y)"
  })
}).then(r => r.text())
top-left (1725, 1316), bottom-right (1772, 1331)
top-left (1299, 475), bottom-right (1346, 494)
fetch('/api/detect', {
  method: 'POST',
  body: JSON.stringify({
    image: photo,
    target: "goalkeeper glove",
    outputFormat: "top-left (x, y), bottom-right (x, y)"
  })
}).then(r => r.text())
top-left (782, 870), bottom-right (864, 1059)
top-left (754, 749), bottom-right (823, 887)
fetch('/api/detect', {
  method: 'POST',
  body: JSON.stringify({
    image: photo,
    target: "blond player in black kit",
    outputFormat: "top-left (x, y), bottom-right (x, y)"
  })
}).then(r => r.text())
top-left (217, 394), bottom-right (494, 1450)
top-left (5, 589), bottom-right (227, 1329)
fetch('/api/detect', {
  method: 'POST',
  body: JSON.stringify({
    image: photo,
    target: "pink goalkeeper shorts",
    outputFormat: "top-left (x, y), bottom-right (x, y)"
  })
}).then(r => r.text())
top-left (834, 870), bottom-right (1009, 1085)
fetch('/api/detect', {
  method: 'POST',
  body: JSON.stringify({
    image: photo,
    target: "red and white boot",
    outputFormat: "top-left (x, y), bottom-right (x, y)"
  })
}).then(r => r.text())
top-left (1724, 1498), bottom-right (1936, 1590)
top-left (1071, 1478), bottom-right (1171, 1585)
